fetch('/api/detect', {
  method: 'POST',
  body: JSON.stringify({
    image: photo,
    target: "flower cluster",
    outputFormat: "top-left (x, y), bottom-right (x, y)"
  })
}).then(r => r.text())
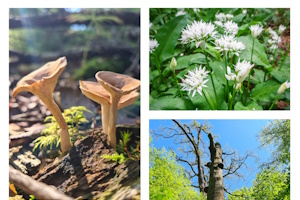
top-left (250, 24), bottom-right (263, 38)
top-left (180, 66), bottom-right (210, 97)
top-left (179, 20), bottom-right (217, 48)
top-left (150, 39), bottom-right (159, 53)
top-left (225, 59), bottom-right (254, 84)
top-left (214, 12), bottom-right (234, 27)
top-left (176, 10), bottom-right (186, 17)
top-left (214, 35), bottom-right (246, 56)
top-left (268, 26), bottom-right (285, 52)
top-left (224, 21), bottom-right (239, 36)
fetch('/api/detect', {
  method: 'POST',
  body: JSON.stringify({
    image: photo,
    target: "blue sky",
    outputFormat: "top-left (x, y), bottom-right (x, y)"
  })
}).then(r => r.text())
top-left (150, 119), bottom-right (272, 192)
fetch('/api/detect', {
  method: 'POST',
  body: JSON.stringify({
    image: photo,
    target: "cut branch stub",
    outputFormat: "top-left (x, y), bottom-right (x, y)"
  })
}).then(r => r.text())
top-left (12, 57), bottom-right (72, 153)
top-left (80, 72), bottom-right (140, 149)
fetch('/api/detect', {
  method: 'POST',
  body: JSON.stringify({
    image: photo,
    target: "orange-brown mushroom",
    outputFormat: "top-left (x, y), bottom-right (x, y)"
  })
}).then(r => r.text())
top-left (79, 79), bottom-right (139, 149)
top-left (12, 57), bottom-right (72, 153)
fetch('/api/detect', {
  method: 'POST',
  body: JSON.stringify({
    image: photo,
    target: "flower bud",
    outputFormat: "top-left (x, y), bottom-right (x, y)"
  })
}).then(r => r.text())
top-left (277, 81), bottom-right (290, 94)
top-left (170, 57), bottom-right (177, 72)
top-left (235, 82), bottom-right (242, 90)
top-left (242, 10), bottom-right (247, 15)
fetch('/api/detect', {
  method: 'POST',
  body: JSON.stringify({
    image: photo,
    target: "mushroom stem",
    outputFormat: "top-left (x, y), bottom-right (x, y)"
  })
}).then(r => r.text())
top-left (101, 103), bottom-right (110, 135)
top-left (107, 95), bottom-right (121, 149)
top-left (39, 94), bottom-right (72, 153)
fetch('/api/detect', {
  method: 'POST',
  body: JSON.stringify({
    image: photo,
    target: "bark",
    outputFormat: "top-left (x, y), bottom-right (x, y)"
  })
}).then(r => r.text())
top-left (207, 133), bottom-right (224, 200)
top-left (9, 166), bottom-right (74, 200)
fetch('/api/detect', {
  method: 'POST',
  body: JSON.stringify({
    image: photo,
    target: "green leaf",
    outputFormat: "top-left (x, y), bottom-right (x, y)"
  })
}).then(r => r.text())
top-left (250, 80), bottom-right (281, 103)
top-left (250, 69), bottom-right (265, 84)
top-left (232, 14), bottom-right (245, 23)
top-left (234, 101), bottom-right (263, 110)
top-left (270, 65), bottom-right (290, 83)
top-left (210, 61), bottom-right (226, 85)
top-left (175, 53), bottom-right (206, 70)
top-left (150, 96), bottom-right (195, 110)
top-left (238, 35), bottom-right (271, 70)
top-left (156, 15), bottom-right (188, 63)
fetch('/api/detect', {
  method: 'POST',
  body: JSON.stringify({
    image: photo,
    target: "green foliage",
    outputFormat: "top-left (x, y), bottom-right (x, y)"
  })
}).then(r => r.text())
top-left (149, 8), bottom-right (290, 110)
top-left (149, 145), bottom-right (205, 200)
top-left (102, 152), bottom-right (125, 164)
top-left (228, 168), bottom-right (289, 200)
top-left (102, 130), bottom-right (140, 164)
top-left (33, 106), bottom-right (93, 152)
top-left (259, 119), bottom-right (290, 166)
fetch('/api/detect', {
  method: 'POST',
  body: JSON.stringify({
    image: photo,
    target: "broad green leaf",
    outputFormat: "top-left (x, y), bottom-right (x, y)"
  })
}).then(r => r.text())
top-left (250, 69), bottom-right (265, 84)
top-left (234, 101), bottom-right (263, 110)
top-left (150, 70), bottom-right (160, 82)
top-left (238, 35), bottom-right (271, 71)
top-left (210, 61), bottom-right (226, 85)
top-left (150, 96), bottom-right (195, 110)
top-left (158, 84), bottom-right (168, 92)
top-left (270, 65), bottom-right (290, 83)
top-left (232, 14), bottom-right (245, 23)
top-left (156, 15), bottom-right (188, 63)
top-left (175, 53), bottom-right (206, 70)
top-left (250, 80), bottom-right (281, 103)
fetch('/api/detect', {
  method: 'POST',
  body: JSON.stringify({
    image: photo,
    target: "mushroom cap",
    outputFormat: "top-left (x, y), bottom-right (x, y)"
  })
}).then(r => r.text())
top-left (12, 57), bottom-right (67, 97)
top-left (95, 71), bottom-right (140, 95)
top-left (79, 80), bottom-right (139, 110)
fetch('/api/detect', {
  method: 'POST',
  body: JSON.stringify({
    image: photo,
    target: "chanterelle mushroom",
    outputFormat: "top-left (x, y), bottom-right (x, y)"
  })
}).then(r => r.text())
top-left (79, 79), bottom-right (139, 149)
top-left (12, 57), bottom-right (72, 153)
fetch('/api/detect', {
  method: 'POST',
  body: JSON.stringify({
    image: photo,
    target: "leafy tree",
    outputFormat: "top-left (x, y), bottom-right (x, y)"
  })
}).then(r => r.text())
top-left (149, 143), bottom-right (204, 200)
top-left (228, 168), bottom-right (289, 200)
top-left (259, 119), bottom-right (290, 167)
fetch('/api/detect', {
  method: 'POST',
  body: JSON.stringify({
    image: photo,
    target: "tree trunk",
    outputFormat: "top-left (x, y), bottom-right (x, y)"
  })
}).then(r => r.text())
top-left (207, 138), bottom-right (224, 200)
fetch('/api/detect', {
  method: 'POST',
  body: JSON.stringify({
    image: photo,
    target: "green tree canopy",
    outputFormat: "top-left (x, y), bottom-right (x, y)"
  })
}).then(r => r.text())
top-left (149, 144), bottom-right (205, 200)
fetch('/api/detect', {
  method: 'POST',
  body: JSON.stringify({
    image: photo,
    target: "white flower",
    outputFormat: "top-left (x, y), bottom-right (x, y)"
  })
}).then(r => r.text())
top-left (224, 21), bottom-right (239, 36)
top-left (180, 66), bottom-right (210, 97)
top-left (242, 10), bottom-right (247, 15)
top-left (150, 39), bottom-right (159, 53)
top-left (226, 14), bottom-right (234, 20)
top-left (268, 27), bottom-right (282, 52)
top-left (214, 21), bottom-right (223, 27)
top-left (193, 8), bottom-right (200, 13)
top-left (214, 35), bottom-right (245, 56)
top-left (216, 13), bottom-right (226, 22)
top-left (235, 82), bottom-right (242, 90)
top-left (179, 20), bottom-right (217, 46)
top-left (176, 10), bottom-right (186, 17)
top-left (149, 22), bottom-right (153, 29)
top-left (250, 24), bottom-right (263, 38)
top-left (278, 25), bottom-right (286, 34)
top-left (225, 66), bottom-right (236, 81)
top-left (277, 81), bottom-right (290, 94)
top-left (270, 44), bottom-right (278, 52)
top-left (234, 59), bottom-right (254, 83)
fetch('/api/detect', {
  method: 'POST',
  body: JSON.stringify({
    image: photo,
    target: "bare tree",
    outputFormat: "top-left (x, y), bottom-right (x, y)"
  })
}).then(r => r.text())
top-left (151, 120), bottom-right (253, 200)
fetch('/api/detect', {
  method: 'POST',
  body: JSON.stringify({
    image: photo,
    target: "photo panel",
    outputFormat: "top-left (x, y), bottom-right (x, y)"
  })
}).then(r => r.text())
top-left (149, 8), bottom-right (290, 111)
top-left (9, 8), bottom-right (140, 199)
top-left (149, 119), bottom-right (290, 199)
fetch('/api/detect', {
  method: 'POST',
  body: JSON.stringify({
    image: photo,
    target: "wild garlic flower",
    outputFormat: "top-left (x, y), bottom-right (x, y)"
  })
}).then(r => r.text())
top-left (176, 10), bottom-right (186, 17)
top-left (179, 20), bottom-right (217, 48)
top-left (277, 81), bottom-right (290, 94)
top-left (278, 25), bottom-right (286, 34)
top-left (250, 24), bottom-right (263, 38)
top-left (150, 39), bottom-right (159, 53)
top-left (226, 14), bottom-right (234, 20)
top-left (268, 27), bottom-right (282, 52)
top-left (180, 66), bottom-right (210, 97)
top-left (242, 10), bottom-right (247, 15)
top-left (234, 59), bottom-right (254, 83)
top-left (225, 59), bottom-right (254, 84)
top-left (214, 21), bottom-right (223, 27)
top-left (215, 35), bottom-right (245, 56)
top-left (224, 21), bottom-right (239, 36)
top-left (170, 57), bottom-right (177, 72)
top-left (215, 13), bottom-right (226, 22)
top-left (149, 22), bottom-right (153, 29)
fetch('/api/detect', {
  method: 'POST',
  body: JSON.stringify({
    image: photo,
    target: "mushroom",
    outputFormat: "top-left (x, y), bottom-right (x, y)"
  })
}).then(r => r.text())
top-left (79, 75), bottom-right (140, 149)
top-left (12, 57), bottom-right (72, 153)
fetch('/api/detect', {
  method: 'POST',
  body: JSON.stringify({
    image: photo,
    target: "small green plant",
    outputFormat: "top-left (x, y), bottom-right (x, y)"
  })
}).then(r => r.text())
top-left (102, 130), bottom-right (140, 164)
top-left (33, 106), bottom-right (93, 152)
top-left (29, 195), bottom-right (36, 200)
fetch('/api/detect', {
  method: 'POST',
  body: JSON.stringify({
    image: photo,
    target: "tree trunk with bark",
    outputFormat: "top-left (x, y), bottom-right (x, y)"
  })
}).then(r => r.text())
top-left (207, 133), bottom-right (224, 200)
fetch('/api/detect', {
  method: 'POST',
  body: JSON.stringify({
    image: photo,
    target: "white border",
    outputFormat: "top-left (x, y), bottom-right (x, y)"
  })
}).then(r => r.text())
top-left (1, 1), bottom-right (299, 199)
